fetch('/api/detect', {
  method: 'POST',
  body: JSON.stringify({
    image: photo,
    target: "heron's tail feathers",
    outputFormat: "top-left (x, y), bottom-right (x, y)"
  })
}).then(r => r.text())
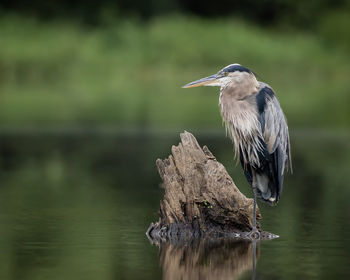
top-left (255, 173), bottom-right (278, 206)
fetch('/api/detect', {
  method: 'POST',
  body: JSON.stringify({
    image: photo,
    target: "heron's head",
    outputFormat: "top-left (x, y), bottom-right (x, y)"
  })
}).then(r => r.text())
top-left (183, 64), bottom-right (256, 89)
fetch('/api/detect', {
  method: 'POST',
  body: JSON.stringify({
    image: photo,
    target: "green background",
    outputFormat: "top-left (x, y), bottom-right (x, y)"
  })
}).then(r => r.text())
top-left (0, 13), bottom-right (349, 130)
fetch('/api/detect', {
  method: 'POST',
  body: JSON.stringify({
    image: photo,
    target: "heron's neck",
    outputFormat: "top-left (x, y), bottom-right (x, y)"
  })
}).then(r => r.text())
top-left (220, 75), bottom-right (259, 100)
top-left (218, 74), bottom-right (260, 127)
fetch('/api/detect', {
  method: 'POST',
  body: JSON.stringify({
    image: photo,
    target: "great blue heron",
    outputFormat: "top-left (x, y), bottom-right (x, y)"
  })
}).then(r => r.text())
top-left (183, 63), bottom-right (292, 238)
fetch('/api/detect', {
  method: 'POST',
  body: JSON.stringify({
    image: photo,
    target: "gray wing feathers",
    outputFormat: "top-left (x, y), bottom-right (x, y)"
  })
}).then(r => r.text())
top-left (263, 93), bottom-right (292, 174)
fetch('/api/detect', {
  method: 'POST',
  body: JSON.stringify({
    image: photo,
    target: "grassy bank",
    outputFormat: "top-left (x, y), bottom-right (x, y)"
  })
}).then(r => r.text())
top-left (0, 15), bottom-right (349, 129)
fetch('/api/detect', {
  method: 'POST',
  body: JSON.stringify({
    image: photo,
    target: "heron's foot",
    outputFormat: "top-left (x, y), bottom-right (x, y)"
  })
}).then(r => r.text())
top-left (247, 227), bottom-right (261, 240)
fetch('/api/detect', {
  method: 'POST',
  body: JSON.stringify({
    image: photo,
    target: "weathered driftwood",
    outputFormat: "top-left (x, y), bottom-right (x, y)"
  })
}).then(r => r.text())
top-left (147, 131), bottom-right (263, 240)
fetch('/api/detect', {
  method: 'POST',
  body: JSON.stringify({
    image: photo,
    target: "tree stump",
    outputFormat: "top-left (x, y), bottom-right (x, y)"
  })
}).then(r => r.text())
top-left (147, 131), bottom-right (264, 240)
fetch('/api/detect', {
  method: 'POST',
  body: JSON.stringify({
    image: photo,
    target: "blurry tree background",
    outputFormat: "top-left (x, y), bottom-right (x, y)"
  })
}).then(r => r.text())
top-left (0, 0), bottom-right (349, 130)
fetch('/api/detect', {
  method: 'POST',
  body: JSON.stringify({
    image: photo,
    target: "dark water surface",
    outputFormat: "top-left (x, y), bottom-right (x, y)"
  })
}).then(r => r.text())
top-left (0, 129), bottom-right (349, 279)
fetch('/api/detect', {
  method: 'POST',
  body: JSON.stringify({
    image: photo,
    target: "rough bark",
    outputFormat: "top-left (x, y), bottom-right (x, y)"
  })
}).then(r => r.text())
top-left (147, 131), bottom-right (266, 240)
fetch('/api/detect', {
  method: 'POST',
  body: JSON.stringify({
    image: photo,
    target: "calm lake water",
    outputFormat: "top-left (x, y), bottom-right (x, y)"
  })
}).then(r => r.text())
top-left (0, 129), bottom-right (349, 279)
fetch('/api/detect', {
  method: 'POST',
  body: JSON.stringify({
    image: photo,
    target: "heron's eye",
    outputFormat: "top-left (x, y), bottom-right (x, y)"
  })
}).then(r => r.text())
top-left (224, 72), bottom-right (229, 77)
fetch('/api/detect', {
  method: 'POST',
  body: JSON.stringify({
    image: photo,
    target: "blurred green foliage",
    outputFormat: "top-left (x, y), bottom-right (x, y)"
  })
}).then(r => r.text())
top-left (318, 9), bottom-right (350, 52)
top-left (1, 0), bottom-right (349, 29)
top-left (0, 15), bottom-right (349, 129)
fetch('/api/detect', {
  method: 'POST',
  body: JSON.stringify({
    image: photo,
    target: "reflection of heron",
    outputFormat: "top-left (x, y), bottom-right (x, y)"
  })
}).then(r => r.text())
top-left (183, 64), bottom-right (292, 238)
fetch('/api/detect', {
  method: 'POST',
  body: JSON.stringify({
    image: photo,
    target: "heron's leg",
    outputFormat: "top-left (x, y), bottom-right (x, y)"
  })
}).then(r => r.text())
top-left (250, 171), bottom-right (260, 239)
top-left (253, 182), bottom-right (257, 230)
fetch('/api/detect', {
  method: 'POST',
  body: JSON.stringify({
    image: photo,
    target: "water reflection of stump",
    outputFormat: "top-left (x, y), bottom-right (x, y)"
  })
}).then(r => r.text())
top-left (158, 238), bottom-right (258, 280)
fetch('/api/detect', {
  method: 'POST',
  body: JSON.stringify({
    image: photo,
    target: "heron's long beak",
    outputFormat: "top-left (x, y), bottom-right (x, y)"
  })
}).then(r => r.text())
top-left (182, 74), bottom-right (220, 88)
